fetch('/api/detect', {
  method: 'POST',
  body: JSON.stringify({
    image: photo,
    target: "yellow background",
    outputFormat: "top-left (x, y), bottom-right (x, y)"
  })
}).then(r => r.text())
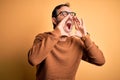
top-left (0, 0), bottom-right (120, 80)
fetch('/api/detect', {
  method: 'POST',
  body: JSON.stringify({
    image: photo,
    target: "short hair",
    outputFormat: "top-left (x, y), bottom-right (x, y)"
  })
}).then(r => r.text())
top-left (52, 3), bottom-right (70, 29)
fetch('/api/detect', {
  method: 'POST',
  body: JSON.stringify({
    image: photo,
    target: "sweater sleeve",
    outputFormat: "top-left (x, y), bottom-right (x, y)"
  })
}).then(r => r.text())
top-left (81, 35), bottom-right (105, 66)
top-left (28, 28), bottom-right (61, 66)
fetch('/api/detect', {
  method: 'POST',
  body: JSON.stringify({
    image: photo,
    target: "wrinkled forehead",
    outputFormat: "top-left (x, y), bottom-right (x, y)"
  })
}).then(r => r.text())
top-left (57, 6), bottom-right (72, 14)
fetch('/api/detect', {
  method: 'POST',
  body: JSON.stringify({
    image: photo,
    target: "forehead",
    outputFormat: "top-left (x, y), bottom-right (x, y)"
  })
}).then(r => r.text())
top-left (57, 6), bottom-right (72, 13)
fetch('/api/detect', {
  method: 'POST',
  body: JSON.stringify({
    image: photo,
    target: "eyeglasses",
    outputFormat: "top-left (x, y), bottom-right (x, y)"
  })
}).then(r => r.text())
top-left (56, 11), bottom-right (76, 17)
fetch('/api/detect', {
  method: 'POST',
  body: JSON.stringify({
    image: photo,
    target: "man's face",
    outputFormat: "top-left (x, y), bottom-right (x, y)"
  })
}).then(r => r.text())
top-left (55, 6), bottom-right (75, 33)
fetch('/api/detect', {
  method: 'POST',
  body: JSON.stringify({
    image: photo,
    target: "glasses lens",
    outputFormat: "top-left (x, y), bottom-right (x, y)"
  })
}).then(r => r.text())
top-left (57, 11), bottom-right (76, 17)
top-left (70, 12), bottom-right (76, 16)
top-left (61, 11), bottom-right (68, 16)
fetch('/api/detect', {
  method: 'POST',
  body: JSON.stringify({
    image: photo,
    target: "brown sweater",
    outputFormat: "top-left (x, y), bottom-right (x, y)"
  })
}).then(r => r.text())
top-left (28, 28), bottom-right (105, 80)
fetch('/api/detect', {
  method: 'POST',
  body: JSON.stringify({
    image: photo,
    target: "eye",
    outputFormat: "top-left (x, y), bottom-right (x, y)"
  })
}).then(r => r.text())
top-left (61, 11), bottom-right (68, 16)
top-left (57, 11), bottom-right (76, 17)
top-left (70, 12), bottom-right (76, 16)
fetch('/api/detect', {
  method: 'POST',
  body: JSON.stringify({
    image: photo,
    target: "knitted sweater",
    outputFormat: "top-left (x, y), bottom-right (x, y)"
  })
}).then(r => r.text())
top-left (28, 28), bottom-right (105, 80)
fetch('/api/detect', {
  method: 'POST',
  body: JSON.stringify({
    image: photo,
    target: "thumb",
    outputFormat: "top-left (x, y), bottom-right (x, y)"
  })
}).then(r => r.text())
top-left (60, 14), bottom-right (71, 24)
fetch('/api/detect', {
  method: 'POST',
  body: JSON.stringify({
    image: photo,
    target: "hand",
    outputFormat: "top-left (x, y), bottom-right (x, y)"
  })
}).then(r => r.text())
top-left (73, 17), bottom-right (87, 37)
top-left (56, 14), bottom-right (71, 36)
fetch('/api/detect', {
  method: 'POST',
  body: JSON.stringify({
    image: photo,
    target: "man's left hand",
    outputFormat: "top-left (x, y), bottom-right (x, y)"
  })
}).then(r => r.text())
top-left (72, 17), bottom-right (87, 37)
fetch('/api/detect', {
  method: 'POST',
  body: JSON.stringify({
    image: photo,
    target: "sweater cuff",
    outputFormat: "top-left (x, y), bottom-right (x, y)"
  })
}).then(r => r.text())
top-left (81, 34), bottom-right (93, 50)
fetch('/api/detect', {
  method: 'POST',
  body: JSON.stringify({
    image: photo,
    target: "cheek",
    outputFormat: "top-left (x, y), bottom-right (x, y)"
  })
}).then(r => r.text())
top-left (57, 16), bottom-right (65, 23)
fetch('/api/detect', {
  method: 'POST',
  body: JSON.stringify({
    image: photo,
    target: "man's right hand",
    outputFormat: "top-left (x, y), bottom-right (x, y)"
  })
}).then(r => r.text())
top-left (56, 14), bottom-right (71, 36)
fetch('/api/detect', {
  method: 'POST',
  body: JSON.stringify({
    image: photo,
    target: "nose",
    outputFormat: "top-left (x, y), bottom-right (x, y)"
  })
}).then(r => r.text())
top-left (67, 15), bottom-right (73, 22)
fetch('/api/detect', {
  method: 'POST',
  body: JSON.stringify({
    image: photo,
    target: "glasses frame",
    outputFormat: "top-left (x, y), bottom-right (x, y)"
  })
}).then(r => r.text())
top-left (56, 11), bottom-right (76, 17)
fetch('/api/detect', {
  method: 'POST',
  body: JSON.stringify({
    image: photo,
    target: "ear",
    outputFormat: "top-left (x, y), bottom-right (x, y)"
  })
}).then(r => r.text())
top-left (52, 17), bottom-right (57, 25)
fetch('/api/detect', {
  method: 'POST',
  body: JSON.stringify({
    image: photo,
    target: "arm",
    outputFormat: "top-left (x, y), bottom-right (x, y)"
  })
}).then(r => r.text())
top-left (81, 35), bottom-right (105, 66)
top-left (28, 15), bottom-right (72, 66)
top-left (73, 17), bottom-right (105, 66)
top-left (28, 28), bottom-right (61, 66)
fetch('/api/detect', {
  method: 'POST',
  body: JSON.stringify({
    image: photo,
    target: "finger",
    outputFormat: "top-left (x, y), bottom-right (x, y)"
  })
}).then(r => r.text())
top-left (73, 16), bottom-right (79, 30)
top-left (61, 14), bottom-right (71, 23)
top-left (80, 18), bottom-right (83, 26)
top-left (74, 17), bottom-right (80, 25)
top-left (74, 21), bottom-right (79, 30)
top-left (79, 18), bottom-right (87, 32)
top-left (58, 14), bottom-right (71, 28)
top-left (74, 18), bottom-right (84, 33)
top-left (76, 18), bottom-right (84, 30)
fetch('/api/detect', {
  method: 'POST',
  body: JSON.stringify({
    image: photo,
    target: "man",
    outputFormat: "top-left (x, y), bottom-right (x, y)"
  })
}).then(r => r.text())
top-left (28, 3), bottom-right (105, 80)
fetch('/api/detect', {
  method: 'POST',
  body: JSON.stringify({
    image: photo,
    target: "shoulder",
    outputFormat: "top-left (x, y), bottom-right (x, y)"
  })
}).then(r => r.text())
top-left (35, 32), bottom-right (51, 39)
